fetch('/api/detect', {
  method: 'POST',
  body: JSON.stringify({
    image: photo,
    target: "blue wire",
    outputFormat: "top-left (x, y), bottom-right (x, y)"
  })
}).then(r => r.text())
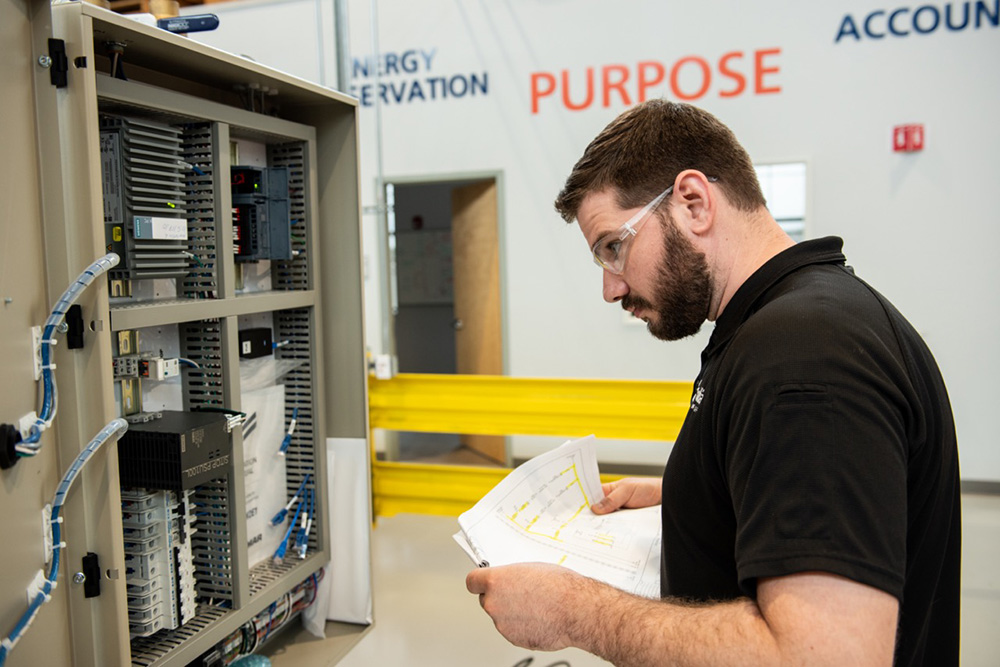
top-left (274, 473), bottom-right (312, 563)
top-left (274, 482), bottom-right (308, 564)
top-left (268, 473), bottom-right (311, 526)
top-left (0, 419), bottom-right (127, 665)
top-left (21, 323), bottom-right (56, 446)
top-left (278, 407), bottom-right (299, 456)
top-left (19, 254), bottom-right (119, 450)
top-left (295, 488), bottom-right (313, 557)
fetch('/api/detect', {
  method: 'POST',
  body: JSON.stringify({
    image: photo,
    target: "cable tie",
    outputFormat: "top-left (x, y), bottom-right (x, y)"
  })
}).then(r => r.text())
top-left (42, 364), bottom-right (57, 371)
top-left (2, 637), bottom-right (14, 649)
top-left (41, 339), bottom-right (58, 346)
top-left (58, 541), bottom-right (67, 549)
top-left (51, 516), bottom-right (63, 524)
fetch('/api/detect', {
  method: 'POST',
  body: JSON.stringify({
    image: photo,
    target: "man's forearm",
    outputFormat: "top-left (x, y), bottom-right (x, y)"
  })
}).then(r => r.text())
top-left (468, 565), bottom-right (896, 664)
top-left (570, 579), bottom-right (778, 667)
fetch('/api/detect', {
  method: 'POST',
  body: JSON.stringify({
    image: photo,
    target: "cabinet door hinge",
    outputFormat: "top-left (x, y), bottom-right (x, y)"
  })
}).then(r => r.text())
top-left (47, 38), bottom-right (68, 88)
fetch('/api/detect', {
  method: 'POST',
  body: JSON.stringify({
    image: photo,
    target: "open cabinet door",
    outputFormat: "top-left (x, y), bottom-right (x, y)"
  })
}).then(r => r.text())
top-left (1, 1), bottom-right (114, 664)
top-left (451, 181), bottom-right (506, 464)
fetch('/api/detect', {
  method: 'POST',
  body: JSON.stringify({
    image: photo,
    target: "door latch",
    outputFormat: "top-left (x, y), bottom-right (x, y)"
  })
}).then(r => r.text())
top-left (46, 38), bottom-right (69, 88)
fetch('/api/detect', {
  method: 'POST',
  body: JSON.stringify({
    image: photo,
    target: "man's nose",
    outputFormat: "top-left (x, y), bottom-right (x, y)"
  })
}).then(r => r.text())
top-left (603, 270), bottom-right (628, 303)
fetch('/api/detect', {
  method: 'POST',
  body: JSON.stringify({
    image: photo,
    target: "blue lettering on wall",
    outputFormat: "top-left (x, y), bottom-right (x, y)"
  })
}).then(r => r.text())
top-left (890, 8), bottom-right (911, 35)
top-left (352, 49), bottom-right (437, 78)
top-left (836, 1), bottom-right (998, 42)
top-left (351, 74), bottom-right (490, 107)
top-left (350, 48), bottom-right (489, 106)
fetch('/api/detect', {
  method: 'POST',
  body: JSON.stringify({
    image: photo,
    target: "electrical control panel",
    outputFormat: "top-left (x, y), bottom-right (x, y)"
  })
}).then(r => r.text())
top-left (0, 4), bottom-right (371, 666)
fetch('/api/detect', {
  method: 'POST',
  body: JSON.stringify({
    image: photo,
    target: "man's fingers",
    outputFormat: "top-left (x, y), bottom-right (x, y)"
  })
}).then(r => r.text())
top-left (591, 496), bottom-right (617, 514)
top-left (466, 568), bottom-right (487, 594)
top-left (592, 481), bottom-right (626, 513)
top-left (593, 478), bottom-right (661, 513)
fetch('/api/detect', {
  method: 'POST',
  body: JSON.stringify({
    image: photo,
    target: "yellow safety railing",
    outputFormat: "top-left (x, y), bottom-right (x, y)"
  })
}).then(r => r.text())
top-left (369, 373), bottom-right (693, 517)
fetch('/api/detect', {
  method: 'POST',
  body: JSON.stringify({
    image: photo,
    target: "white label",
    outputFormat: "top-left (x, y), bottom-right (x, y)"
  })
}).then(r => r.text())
top-left (150, 217), bottom-right (188, 240)
top-left (242, 341), bottom-right (252, 354)
top-left (135, 216), bottom-right (188, 241)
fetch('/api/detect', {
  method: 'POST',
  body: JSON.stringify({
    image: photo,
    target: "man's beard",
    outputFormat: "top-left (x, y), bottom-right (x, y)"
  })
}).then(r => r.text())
top-left (621, 212), bottom-right (712, 341)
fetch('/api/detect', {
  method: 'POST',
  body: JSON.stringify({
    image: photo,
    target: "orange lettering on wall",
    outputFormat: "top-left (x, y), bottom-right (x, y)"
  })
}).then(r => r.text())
top-left (637, 61), bottom-right (665, 102)
top-left (528, 47), bottom-right (782, 113)
top-left (530, 72), bottom-right (556, 114)
top-left (718, 51), bottom-right (746, 98)
top-left (754, 48), bottom-right (782, 94)
top-left (602, 65), bottom-right (632, 107)
top-left (670, 56), bottom-right (711, 101)
top-left (562, 67), bottom-right (595, 110)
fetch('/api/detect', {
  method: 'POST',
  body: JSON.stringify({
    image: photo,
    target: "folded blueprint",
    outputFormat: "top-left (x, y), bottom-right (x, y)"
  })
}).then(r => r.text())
top-left (454, 435), bottom-right (661, 597)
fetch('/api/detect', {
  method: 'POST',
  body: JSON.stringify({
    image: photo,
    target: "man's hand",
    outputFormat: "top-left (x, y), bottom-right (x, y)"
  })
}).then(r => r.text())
top-left (467, 564), bottom-right (899, 666)
top-left (591, 477), bottom-right (661, 514)
top-left (466, 563), bottom-right (593, 651)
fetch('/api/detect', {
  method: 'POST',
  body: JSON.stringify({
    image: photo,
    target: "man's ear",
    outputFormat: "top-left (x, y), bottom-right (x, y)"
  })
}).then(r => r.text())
top-left (673, 170), bottom-right (715, 235)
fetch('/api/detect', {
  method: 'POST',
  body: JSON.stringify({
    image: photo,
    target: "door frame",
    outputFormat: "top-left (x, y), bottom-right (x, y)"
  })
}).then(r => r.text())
top-left (383, 170), bottom-right (509, 376)
top-left (380, 170), bottom-right (510, 465)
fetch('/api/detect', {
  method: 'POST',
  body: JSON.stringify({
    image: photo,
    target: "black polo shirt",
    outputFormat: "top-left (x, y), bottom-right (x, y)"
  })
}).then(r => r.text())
top-left (661, 237), bottom-right (960, 666)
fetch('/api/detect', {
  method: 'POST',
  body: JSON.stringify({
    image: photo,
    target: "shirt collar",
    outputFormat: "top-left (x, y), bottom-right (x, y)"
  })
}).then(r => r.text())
top-left (704, 236), bottom-right (847, 358)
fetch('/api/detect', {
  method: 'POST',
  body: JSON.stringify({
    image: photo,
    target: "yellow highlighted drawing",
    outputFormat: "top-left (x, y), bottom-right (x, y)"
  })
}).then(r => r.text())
top-left (506, 462), bottom-right (592, 543)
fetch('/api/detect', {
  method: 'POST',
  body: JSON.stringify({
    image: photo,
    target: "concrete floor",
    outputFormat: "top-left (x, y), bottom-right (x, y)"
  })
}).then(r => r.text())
top-left (268, 494), bottom-right (1000, 666)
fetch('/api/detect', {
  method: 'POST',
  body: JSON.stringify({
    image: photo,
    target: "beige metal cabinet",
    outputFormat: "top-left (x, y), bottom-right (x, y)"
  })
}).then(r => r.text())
top-left (0, 1), bottom-right (370, 665)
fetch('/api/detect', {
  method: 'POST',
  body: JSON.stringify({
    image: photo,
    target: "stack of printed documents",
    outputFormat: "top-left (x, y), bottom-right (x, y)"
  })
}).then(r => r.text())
top-left (454, 435), bottom-right (661, 597)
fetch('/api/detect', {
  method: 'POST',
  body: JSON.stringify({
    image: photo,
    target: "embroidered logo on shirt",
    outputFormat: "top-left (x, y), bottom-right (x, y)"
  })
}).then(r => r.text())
top-left (691, 380), bottom-right (705, 412)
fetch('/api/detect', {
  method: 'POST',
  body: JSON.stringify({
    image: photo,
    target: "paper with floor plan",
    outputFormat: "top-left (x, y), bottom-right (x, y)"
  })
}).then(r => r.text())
top-left (454, 435), bottom-right (661, 598)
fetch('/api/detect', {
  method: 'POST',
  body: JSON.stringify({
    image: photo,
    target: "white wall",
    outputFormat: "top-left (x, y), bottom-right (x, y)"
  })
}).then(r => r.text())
top-left (181, 0), bottom-right (339, 86)
top-left (184, 0), bottom-right (1000, 480)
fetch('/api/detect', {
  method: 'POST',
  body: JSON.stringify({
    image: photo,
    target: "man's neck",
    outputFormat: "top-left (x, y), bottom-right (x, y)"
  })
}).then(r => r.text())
top-left (710, 210), bottom-right (795, 321)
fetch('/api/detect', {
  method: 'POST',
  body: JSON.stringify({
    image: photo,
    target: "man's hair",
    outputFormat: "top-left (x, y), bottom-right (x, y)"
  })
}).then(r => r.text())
top-left (554, 100), bottom-right (766, 222)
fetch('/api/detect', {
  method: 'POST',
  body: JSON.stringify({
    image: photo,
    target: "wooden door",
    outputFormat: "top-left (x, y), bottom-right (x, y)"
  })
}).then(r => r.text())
top-left (451, 181), bottom-right (505, 464)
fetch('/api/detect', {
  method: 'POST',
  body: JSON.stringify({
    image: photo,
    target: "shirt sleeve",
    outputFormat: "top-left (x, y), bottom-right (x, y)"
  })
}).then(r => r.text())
top-left (720, 300), bottom-right (909, 600)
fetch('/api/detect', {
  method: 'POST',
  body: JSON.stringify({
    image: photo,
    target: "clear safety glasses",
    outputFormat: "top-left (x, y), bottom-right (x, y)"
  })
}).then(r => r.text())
top-left (590, 186), bottom-right (673, 274)
top-left (590, 175), bottom-right (718, 274)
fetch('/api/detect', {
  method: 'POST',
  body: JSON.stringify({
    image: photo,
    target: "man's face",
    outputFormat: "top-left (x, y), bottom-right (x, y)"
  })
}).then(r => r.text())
top-left (577, 189), bottom-right (712, 341)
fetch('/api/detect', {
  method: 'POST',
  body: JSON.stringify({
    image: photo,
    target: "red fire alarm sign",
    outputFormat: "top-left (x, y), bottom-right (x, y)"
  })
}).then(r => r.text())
top-left (893, 124), bottom-right (925, 152)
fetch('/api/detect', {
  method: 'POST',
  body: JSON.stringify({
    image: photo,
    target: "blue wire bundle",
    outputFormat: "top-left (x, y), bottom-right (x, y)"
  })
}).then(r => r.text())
top-left (271, 474), bottom-right (315, 564)
top-left (269, 473), bottom-right (311, 527)
top-left (0, 419), bottom-right (128, 665)
top-left (17, 253), bottom-right (120, 456)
